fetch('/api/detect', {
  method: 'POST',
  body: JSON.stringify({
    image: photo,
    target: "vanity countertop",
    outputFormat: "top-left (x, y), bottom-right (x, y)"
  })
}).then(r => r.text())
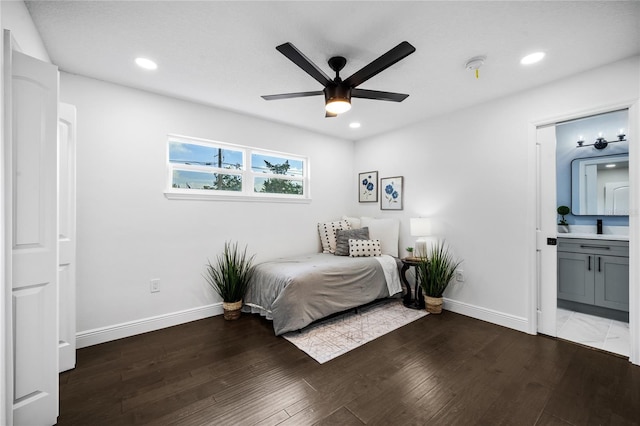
top-left (557, 233), bottom-right (629, 241)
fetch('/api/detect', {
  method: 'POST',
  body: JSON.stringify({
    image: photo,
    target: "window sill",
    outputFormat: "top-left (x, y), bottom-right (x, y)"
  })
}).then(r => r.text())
top-left (164, 190), bottom-right (312, 204)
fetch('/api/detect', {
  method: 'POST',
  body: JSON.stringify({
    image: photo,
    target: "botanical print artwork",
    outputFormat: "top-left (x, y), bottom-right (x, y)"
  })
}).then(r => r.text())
top-left (359, 171), bottom-right (378, 202)
top-left (380, 176), bottom-right (403, 210)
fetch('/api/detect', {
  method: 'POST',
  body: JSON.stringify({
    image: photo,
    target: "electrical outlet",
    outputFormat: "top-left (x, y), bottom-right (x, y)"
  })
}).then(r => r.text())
top-left (150, 279), bottom-right (160, 293)
top-left (455, 270), bottom-right (465, 282)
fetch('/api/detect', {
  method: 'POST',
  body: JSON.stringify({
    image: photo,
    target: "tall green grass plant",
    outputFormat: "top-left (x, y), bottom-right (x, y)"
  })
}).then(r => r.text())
top-left (204, 241), bottom-right (255, 303)
top-left (416, 240), bottom-right (462, 298)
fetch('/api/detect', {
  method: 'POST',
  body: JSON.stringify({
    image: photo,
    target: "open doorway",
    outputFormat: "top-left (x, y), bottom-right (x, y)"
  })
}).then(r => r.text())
top-left (535, 105), bottom-right (637, 364)
top-left (555, 110), bottom-right (630, 357)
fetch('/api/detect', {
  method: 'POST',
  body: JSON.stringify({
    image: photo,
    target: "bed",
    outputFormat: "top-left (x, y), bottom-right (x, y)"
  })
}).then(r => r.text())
top-left (242, 253), bottom-right (402, 335)
top-left (242, 216), bottom-right (404, 335)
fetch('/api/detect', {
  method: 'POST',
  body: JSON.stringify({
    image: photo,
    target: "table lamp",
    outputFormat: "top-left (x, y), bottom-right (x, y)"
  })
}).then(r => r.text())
top-left (410, 217), bottom-right (432, 258)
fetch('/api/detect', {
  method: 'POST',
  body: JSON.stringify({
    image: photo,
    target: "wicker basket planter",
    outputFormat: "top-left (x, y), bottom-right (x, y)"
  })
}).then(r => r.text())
top-left (424, 296), bottom-right (443, 314)
top-left (222, 300), bottom-right (243, 320)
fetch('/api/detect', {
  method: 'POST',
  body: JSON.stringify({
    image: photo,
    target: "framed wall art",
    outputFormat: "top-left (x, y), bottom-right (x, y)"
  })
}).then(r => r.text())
top-left (358, 171), bottom-right (378, 202)
top-left (380, 176), bottom-right (403, 210)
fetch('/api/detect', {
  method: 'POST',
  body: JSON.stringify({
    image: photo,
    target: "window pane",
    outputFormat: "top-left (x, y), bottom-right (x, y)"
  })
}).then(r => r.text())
top-left (251, 153), bottom-right (303, 177)
top-left (254, 177), bottom-right (303, 195)
top-left (172, 170), bottom-right (242, 191)
top-left (169, 141), bottom-right (243, 169)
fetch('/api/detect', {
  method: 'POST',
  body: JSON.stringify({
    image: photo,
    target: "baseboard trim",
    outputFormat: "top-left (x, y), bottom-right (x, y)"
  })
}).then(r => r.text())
top-left (76, 303), bottom-right (223, 348)
top-left (76, 299), bottom-right (529, 349)
top-left (443, 298), bottom-right (530, 334)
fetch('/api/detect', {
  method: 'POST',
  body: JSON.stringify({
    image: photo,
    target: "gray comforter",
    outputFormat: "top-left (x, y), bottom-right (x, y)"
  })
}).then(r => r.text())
top-left (243, 253), bottom-right (400, 335)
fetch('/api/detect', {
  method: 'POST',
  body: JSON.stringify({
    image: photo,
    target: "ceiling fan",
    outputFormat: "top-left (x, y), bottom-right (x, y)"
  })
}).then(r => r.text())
top-left (261, 41), bottom-right (416, 117)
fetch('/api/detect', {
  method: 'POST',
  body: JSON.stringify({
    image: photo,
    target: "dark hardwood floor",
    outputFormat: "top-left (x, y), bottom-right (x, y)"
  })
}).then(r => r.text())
top-left (58, 311), bottom-right (640, 425)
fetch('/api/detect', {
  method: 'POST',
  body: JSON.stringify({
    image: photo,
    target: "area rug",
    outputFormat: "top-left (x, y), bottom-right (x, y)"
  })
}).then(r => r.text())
top-left (282, 299), bottom-right (428, 364)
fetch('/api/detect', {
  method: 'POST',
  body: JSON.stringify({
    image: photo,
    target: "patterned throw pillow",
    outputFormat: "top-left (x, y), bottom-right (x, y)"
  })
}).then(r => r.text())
top-left (342, 215), bottom-right (362, 229)
top-left (334, 227), bottom-right (369, 256)
top-left (348, 239), bottom-right (382, 257)
top-left (318, 220), bottom-right (351, 254)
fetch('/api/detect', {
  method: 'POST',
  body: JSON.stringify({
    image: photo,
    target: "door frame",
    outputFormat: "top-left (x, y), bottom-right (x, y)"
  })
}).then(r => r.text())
top-left (528, 99), bottom-right (639, 365)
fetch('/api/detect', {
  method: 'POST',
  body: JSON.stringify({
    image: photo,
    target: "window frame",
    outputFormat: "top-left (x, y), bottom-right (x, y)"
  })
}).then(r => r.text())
top-left (164, 134), bottom-right (311, 203)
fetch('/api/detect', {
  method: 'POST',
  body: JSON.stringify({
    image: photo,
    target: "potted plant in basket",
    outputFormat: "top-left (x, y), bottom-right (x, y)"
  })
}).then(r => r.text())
top-left (416, 240), bottom-right (462, 314)
top-left (204, 241), bottom-right (255, 320)
top-left (557, 205), bottom-right (570, 233)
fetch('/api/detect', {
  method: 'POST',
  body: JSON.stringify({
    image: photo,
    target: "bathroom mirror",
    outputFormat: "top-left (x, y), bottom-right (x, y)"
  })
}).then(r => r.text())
top-left (571, 154), bottom-right (629, 216)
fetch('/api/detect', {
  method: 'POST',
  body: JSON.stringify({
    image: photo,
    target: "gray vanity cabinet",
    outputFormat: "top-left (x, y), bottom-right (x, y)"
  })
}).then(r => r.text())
top-left (557, 251), bottom-right (595, 305)
top-left (557, 238), bottom-right (629, 312)
top-left (594, 255), bottom-right (629, 311)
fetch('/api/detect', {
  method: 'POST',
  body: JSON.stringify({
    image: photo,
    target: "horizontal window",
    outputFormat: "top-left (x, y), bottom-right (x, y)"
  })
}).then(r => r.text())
top-left (172, 170), bottom-right (242, 191)
top-left (169, 142), bottom-right (243, 169)
top-left (165, 135), bottom-right (310, 202)
top-left (254, 177), bottom-right (304, 195)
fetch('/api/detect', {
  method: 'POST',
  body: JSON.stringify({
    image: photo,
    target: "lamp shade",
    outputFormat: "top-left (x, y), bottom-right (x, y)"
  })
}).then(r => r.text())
top-left (410, 218), bottom-right (432, 237)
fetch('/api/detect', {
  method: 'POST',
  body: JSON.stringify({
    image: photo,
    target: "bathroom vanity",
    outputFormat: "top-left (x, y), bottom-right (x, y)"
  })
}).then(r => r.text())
top-left (557, 234), bottom-right (629, 321)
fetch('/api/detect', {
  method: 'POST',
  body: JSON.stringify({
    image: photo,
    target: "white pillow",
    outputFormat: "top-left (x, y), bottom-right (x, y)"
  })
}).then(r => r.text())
top-left (317, 220), bottom-right (351, 254)
top-left (360, 217), bottom-right (400, 257)
top-left (342, 215), bottom-right (362, 229)
top-left (349, 239), bottom-right (382, 257)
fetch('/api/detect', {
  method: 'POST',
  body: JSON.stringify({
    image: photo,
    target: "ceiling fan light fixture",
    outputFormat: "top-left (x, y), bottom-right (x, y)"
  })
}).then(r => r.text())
top-left (325, 99), bottom-right (351, 114)
top-left (324, 84), bottom-right (352, 114)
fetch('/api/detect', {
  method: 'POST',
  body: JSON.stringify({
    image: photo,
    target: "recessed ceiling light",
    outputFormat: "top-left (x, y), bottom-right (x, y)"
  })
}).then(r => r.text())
top-left (520, 52), bottom-right (545, 65)
top-left (349, 122), bottom-right (361, 129)
top-left (605, 164), bottom-right (616, 168)
top-left (135, 57), bottom-right (158, 70)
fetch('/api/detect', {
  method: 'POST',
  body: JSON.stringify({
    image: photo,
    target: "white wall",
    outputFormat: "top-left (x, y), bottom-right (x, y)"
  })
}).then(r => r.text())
top-left (0, 0), bottom-right (49, 63)
top-left (354, 56), bottom-right (640, 332)
top-left (60, 73), bottom-right (356, 338)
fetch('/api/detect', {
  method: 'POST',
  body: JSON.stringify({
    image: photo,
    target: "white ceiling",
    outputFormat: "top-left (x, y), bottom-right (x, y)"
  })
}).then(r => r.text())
top-left (25, 1), bottom-right (640, 141)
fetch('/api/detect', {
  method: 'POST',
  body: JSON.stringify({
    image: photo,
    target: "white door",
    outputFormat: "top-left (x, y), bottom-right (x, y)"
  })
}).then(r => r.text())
top-left (58, 103), bottom-right (77, 373)
top-left (6, 45), bottom-right (60, 424)
top-left (536, 125), bottom-right (558, 336)
top-left (604, 182), bottom-right (629, 216)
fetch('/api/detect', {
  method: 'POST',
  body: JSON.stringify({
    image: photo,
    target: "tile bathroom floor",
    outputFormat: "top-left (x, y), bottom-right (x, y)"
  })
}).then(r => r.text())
top-left (557, 307), bottom-right (630, 357)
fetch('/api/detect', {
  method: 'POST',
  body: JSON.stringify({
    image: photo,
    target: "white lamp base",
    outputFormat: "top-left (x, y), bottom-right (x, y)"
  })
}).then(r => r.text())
top-left (414, 238), bottom-right (427, 258)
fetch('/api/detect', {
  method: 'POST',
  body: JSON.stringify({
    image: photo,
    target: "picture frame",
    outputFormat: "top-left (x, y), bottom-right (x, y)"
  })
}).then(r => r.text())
top-left (380, 176), bottom-right (403, 210)
top-left (358, 171), bottom-right (378, 202)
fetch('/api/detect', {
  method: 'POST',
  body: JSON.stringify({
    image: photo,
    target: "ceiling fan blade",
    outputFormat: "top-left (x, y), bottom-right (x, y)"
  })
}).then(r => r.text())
top-left (344, 41), bottom-right (416, 88)
top-left (351, 88), bottom-right (409, 102)
top-left (276, 43), bottom-right (332, 87)
top-left (261, 91), bottom-right (323, 101)
top-left (325, 111), bottom-right (337, 118)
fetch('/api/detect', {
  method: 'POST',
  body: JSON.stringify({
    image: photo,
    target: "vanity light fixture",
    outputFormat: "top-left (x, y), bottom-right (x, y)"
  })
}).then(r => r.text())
top-left (576, 130), bottom-right (626, 149)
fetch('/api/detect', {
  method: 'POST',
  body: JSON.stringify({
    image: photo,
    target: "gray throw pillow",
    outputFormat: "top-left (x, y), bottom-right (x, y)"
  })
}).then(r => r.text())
top-left (334, 227), bottom-right (369, 256)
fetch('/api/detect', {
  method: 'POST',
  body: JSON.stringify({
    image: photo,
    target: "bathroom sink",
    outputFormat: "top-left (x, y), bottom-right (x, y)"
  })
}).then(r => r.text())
top-left (558, 232), bottom-right (629, 241)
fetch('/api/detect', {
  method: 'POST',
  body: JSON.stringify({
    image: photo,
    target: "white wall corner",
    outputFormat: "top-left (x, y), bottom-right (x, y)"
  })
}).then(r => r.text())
top-left (76, 303), bottom-right (223, 348)
top-left (443, 298), bottom-right (531, 334)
